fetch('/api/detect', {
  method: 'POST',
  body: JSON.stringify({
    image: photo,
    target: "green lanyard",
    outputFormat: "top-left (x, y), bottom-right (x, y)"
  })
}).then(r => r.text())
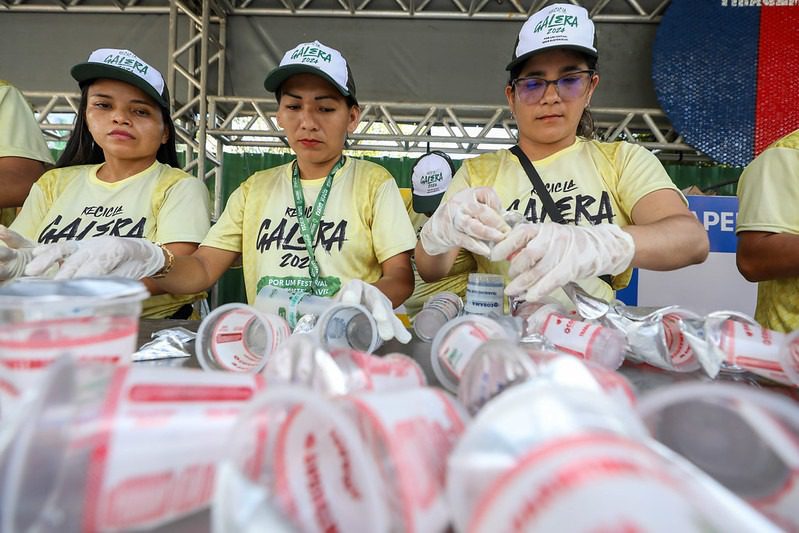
top-left (291, 156), bottom-right (345, 295)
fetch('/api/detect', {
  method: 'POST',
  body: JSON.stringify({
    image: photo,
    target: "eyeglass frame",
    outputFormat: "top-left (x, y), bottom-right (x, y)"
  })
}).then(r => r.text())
top-left (510, 69), bottom-right (597, 104)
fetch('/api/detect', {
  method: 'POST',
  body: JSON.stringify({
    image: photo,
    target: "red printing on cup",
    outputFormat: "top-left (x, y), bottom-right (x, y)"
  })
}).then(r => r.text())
top-left (127, 384), bottom-right (255, 403)
top-left (0, 316), bottom-right (138, 349)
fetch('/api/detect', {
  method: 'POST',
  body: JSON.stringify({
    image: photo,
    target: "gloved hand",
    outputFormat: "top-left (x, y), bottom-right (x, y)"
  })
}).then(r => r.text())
top-left (26, 236), bottom-right (166, 280)
top-left (335, 279), bottom-right (412, 344)
top-left (0, 225), bottom-right (36, 280)
top-left (490, 222), bottom-right (635, 303)
top-left (419, 187), bottom-right (511, 257)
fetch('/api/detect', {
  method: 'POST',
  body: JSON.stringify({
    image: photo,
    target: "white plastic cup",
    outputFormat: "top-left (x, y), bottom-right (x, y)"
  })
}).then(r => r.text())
top-left (195, 303), bottom-right (292, 373)
top-left (717, 319), bottom-right (791, 385)
top-left (413, 291), bottom-right (463, 342)
top-left (429, 314), bottom-right (518, 392)
top-left (215, 385), bottom-right (468, 533)
top-left (526, 304), bottom-right (626, 369)
top-left (779, 329), bottom-right (799, 387)
top-left (638, 382), bottom-right (799, 530)
top-left (464, 273), bottom-right (505, 316)
top-left (0, 357), bottom-right (265, 533)
top-left (330, 349), bottom-right (427, 392)
top-left (0, 278), bottom-right (147, 410)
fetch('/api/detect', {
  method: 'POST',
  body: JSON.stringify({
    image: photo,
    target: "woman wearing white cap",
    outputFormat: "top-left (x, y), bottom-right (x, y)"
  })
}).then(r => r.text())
top-left (0, 48), bottom-right (210, 319)
top-left (415, 3), bottom-right (709, 306)
top-left (27, 41), bottom-right (416, 343)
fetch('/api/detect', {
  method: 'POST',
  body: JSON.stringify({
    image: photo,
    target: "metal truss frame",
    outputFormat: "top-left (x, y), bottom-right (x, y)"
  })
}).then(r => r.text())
top-left (3, 0), bottom-right (670, 22)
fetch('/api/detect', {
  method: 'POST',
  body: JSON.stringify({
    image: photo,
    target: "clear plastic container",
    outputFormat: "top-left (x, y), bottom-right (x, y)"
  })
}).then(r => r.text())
top-left (413, 291), bottom-right (463, 342)
top-left (195, 303), bottom-right (292, 373)
top-left (464, 273), bottom-right (505, 316)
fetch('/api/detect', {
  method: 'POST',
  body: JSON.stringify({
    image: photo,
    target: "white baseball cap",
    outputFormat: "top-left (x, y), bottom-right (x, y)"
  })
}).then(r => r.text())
top-left (411, 151), bottom-right (455, 214)
top-left (506, 3), bottom-right (597, 71)
top-left (71, 48), bottom-right (169, 109)
top-left (264, 40), bottom-right (358, 103)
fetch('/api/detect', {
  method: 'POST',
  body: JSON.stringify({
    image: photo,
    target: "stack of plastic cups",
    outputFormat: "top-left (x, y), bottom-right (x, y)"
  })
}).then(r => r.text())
top-left (413, 291), bottom-right (463, 342)
top-left (429, 314), bottom-right (518, 392)
top-left (214, 385), bottom-right (468, 533)
top-left (0, 357), bottom-right (265, 533)
top-left (638, 382), bottom-right (799, 530)
top-left (256, 286), bottom-right (382, 354)
top-left (0, 278), bottom-right (148, 419)
top-left (195, 303), bottom-right (292, 373)
top-left (464, 273), bottom-right (505, 316)
top-left (447, 379), bottom-right (780, 533)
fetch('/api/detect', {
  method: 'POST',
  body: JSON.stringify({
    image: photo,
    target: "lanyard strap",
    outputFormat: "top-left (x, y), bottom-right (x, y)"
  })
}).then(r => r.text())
top-left (291, 156), bottom-right (345, 295)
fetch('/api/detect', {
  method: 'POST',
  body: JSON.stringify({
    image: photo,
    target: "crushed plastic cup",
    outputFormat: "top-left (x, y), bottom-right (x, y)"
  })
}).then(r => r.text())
top-left (638, 382), bottom-right (799, 530)
top-left (195, 303), bottom-right (292, 373)
top-left (262, 334), bottom-right (425, 394)
top-left (216, 385), bottom-right (468, 533)
top-left (255, 286), bottom-right (382, 354)
top-left (447, 380), bottom-right (648, 532)
top-left (0, 278), bottom-right (147, 415)
top-left (714, 318), bottom-right (792, 385)
top-left (429, 314), bottom-right (518, 392)
top-left (464, 273), bottom-right (505, 316)
top-left (413, 291), bottom-right (463, 342)
top-left (0, 356), bottom-right (265, 533)
top-left (779, 329), bottom-right (799, 386)
top-left (467, 432), bottom-right (780, 533)
top-left (522, 303), bottom-right (626, 369)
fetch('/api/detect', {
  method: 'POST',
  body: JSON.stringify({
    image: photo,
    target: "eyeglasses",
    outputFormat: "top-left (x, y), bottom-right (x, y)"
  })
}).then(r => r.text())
top-left (512, 70), bottom-right (596, 105)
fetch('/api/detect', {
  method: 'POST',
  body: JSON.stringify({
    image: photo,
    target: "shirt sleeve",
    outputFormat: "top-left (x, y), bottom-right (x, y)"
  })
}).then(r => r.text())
top-left (371, 178), bottom-right (417, 263)
top-left (0, 84), bottom-right (54, 163)
top-left (201, 178), bottom-right (249, 252)
top-left (613, 142), bottom-right (685, 218)
top-left (9, 176), bottom-right (52, 240)
top-left (736, 145), bottom-right (799, 235)
top-left (154, 177), bottom-right (212, 244)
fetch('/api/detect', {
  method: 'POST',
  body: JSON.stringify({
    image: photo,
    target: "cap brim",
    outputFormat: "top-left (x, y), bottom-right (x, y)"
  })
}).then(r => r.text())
top-left (506, 45), bottom-right (598, 71)
top-left (413, 193), bottom-right (444, 214)
top-left (71, 63), bottom-right (169, 109)
top-left (264, 64), bottom-right (354, 99)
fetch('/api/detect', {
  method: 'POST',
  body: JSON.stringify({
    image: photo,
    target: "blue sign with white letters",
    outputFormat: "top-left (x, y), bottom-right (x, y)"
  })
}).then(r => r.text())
top-left (687, 195), bottom-right (739, 254)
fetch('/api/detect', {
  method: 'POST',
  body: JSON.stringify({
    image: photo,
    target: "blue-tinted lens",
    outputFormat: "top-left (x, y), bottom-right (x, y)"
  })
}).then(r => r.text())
top-left (516, 78), bottom-right (547, 103)
top-left (556, 74), bottom-right (590, 99)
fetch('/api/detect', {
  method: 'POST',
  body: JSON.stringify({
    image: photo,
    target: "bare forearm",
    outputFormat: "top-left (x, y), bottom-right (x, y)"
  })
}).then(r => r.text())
top-left (737, 231), bottom-right (799, 282)
top-left (624, 214), bottom-right (709, 271)
top-left (152, 247), bottom-right (238, 295)
top-left (414, 241), bottom-right (459, 282)
top-left (0, 158), bottom-right (46, 207)
top-left (373, 268), bottom-right (414, 308)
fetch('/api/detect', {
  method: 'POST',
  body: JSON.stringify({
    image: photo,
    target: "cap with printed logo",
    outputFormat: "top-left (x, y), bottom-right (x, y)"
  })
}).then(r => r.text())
top-left (71, 48), bottom-right (169, 109)
top-left (411, 151), bottom-right (455, 214)
top-left (506, 3), bottom-right (597, 71)
top-left (264, 40), bottom-right (358, 104)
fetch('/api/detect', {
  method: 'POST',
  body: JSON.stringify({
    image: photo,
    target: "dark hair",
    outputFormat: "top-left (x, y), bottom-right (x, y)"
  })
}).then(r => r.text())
top-left (508, 52), bottom-right (598, 139)
top-left (274, 85), bottom-right (359, 110)
top-left (56, 82), bottom-right (179, 168)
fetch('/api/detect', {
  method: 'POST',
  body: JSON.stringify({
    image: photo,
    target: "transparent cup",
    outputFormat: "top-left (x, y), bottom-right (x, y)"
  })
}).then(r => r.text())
top-left (195, 303), bottom-right (292, 373)
top-left (638, 382), bottom-right (799, 530)
top-left (215, 385), bottom-right (468, 533)
top-left (464, 273), bottom-right (505, 316)
top-left (0, 357), bottom-right (264, 533)
top-left (413, 291), bottom-right (463, 342)
top-left (0, 277), bottom-right (147, 417)
top-left (429, 314), bottom-right (518, 392)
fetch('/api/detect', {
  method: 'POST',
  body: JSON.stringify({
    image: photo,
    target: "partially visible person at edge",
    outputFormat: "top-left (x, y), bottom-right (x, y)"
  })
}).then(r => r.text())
top-left (26, 41), bottom-right (416, 343)
top-left (414, 3), bottom-right (708, 309)
top-left (401, 151), bottom-right (475, 318)
top-left (0, 48), bottom-right (211, 319)
top-left (0, 80), bottom-right (54, 226)
top-left (736, 127), bottom-right (799, 333)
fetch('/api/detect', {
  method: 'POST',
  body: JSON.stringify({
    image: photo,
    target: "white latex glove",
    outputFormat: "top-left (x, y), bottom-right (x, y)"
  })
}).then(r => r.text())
top-left (0, 225), bottom-right (35, 280)
top-left (26, 236), bottom-right (166, 280)
top-left (335, 279), bottom-right (412, 344)
top-left (490, 222), bottom-right (635, 303)
top-left (419, 187), bottom-right (511, 257)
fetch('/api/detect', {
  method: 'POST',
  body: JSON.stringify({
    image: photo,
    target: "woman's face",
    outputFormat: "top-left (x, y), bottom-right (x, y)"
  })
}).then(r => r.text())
top-left (276, 73), bottom-right (360, 170)
top-left (85, 78), bottom-right (168, 165)
top-left (505, 49), bottom-right (598, 157)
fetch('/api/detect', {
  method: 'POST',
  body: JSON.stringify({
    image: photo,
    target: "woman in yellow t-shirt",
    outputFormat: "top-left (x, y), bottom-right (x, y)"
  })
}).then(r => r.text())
top-left (415, 3), bottom-right (709, 307)
top-left (0, 48), bottom-right (210, 319)
top-left (27, 41), bottom-right (416, 343)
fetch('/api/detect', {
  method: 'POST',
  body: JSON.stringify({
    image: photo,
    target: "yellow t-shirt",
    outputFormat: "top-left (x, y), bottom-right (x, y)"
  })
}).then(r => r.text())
top-left (0, 81), bottom-right (55, 226)
top-left (202, 157), bottom-right (417, 305)
top-left (401, 187), bottom-right (475, 317)
top-left (736, 128), bottom-right (799, 332)
top-left (12, 161), bottom-right (211, 318)
top-left (442, 138), bottom-right (683, 307)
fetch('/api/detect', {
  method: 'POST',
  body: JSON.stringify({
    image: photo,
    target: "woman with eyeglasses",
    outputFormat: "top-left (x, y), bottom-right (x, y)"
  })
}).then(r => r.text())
top-left (415, 3), bottom-right (708, 307)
